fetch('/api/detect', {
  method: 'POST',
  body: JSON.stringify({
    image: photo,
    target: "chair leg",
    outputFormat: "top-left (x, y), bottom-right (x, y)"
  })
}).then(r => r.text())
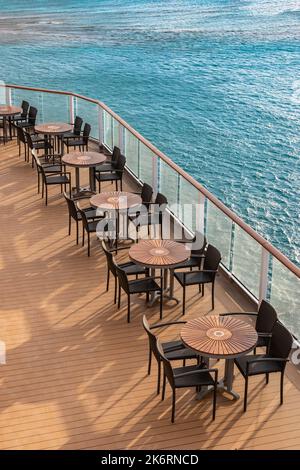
top-left (76, 220), bottom-right (79, 244)
top-left (82, 227), bottom-right (85, 247)
top-left (114, 277), bottom-right (117, 304)
top-left (147, 347), bottom-right (152, 375)
top-left (68, 215), bottom-right (71, 236)
top-left (244, 376), bottom-right (248, 412)
top-left (87, 232), bottom-right (90, 256)
top-left (127, 294), bottom-right (130, 323)
top-left (202, 284), bottom-right (204, 297)
top-left (280, 371), bottom-right (284, 405)
top-left (182, 285), bottom-right (186, 316)
top-left (211, 281), bottom-right (215, 310)
top-left (106, 269), bottom-right (110, 291)
top-left (266, 373), bottom-right (269, 384)
top-left (157, 361), bottom-right (161, 395)
top-left (171, 390), bottom-right (176, 423)
top-left (213, 383), bottom-right (217, 420)
top-left (118, 285), bottom-right (121, 309)
top-left (45, 186), bottom-right (48, 206)
top-left (162, 374), bottom-right (166, 401)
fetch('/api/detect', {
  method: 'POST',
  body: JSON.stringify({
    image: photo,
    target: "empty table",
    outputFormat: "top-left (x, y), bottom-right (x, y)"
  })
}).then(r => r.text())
top-left (62, 151), bottom-right (106, 197)
top-left (129, 239), bottom-right (190, 303)
top-left (90, 191), bottom-right (142, 248)
top-left (181, 315), bottom-right (258, 400)
top-left (0, 105), bottom-right (22, 143)
top-left (35, 122), bottom-right (72, 156)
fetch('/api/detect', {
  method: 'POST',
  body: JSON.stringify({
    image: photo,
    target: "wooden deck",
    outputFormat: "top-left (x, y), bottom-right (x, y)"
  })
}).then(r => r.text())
top-left (0, 139), bottom-right (299, 450)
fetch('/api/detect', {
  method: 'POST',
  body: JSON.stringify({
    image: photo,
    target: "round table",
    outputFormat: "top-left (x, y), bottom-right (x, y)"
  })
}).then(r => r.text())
top-left (0, 105), bottom-right (22, 143)
top-left (62, 151), bottom-right (106, 196)
top-left (129, 239), bottom-right (190, 303)
top-left (181, 315), bottom-right (258, 400)
top-left (35, 122), bottom-right (72, 156)
top-left (90, 191), bottom-right (142, 248)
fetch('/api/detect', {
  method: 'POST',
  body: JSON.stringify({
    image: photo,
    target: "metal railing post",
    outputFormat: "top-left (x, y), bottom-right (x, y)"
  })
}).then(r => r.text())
top-left (5, 87), bottom-right (12, 106)
top-left (69, 95), bottom-right (74, 125)
top-left (152, 154), bottom-right (158, 196)
top-left (259, 247), bottom-right (270, 302)
top-left (196, 192), bottom-right (206, 234)
top-left (98, 105), bottom-right (104, 149)
top-left (118, 124), bottom-right (124, 154)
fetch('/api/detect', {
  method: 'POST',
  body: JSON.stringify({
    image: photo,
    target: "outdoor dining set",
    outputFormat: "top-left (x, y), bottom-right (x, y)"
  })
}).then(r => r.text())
top-left (1, 99), bottom-right (294, 424)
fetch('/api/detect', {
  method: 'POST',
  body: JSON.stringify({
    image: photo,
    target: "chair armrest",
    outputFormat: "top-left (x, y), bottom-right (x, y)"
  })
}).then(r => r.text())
top-left (175, 368), bottom-right (218, 380)
top-left (246, 357), bottom-right (288, 373)
top-left (220, 312), bottom-right (258, 317)
top-left (150, 321), bottom-right (187, 329)
top-left (257, 332), bottom-right (272, 338)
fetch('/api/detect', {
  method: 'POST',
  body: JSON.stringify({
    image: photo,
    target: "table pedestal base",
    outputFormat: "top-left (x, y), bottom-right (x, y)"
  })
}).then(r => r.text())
top-left (196, 358), bottom-right (239, 401)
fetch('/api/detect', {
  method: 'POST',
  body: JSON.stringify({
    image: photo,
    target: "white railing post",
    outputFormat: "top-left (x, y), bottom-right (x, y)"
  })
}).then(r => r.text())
top-left (98, 106), bottom-right (104, 149)
top-left (69, 95), bottom-right (74, 125)
top-left (152, 154), bottom-right (158, 196)
top-left (5, 87), bottom-right (12, 106)
top-left (118, 123), bottom-right (124, 154)
top-left (196, 192), bottom-right (206, 234)
top-left (259, 247), bottom-right (270, 302)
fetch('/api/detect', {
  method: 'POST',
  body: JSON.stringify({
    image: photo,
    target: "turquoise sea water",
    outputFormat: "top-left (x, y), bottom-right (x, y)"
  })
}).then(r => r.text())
top-left (0, 0), bottom-right (299, 265)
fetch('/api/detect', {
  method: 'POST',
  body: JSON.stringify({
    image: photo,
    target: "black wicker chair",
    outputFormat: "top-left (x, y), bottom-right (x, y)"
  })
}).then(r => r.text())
top-left (63, 192), bottom-right (100, 245)
top-left (174, 244), bottom-right (221, 314)
top-left (114, 260), bottom-right (163, 323)
top-left (95, 153), bottom-right (126, 192)
top-left (157, 339), bottom-right (218, 423)
top-left (234, 321), bottom-right (293, 412)
top-left (102, 240), bottom-right (147, 304)
top-left (142, 315), bottom-right (201, 394)
top-left (221, 300), bottom-right (278, 354)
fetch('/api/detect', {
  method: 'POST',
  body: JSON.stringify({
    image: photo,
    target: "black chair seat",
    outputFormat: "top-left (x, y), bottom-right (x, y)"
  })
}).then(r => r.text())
top-left (17, 122), bottom-right (33, 129)
top-left (173, 364), bottom-right (215, 388)
top-left (95, 162), bottom-right (116, 172)
top-left (120, 261), bottom-right (146, 276)
top-left (165, 346), bottom-right (199, 361)
top-left (95, 172), bottom-right (120, 182)
top-left (162, 339), bottom-right (185, 352)
top-left (86, 219), bottom-right (108, 233)
top-left (174, 270), bottom-right (213, 286)
top-left (235, 354), bottom-right (283, 376)
top-left (45, 175), bottom-right (70, 185)
top-left (172, 256), bottom-right (203, 270)
top-left (43, 165), bottom-right (63, 173)
top-left (128, 278), bottom-right (160, 294)
top-left (65, 138), bottom-right (85, 147)
top-left (77, 208), bottom-right (98, 220)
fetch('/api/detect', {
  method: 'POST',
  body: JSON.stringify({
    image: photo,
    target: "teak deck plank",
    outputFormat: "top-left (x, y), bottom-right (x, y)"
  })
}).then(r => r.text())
top-left (0, 140), bottom-right (299, 450)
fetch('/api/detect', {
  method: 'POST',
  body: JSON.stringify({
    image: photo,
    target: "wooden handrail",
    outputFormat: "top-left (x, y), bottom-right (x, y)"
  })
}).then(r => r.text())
top-left (4, 83), bottom-right (300, 278)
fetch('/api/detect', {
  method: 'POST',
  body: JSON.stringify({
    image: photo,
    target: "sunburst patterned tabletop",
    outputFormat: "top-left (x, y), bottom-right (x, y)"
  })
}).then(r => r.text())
top-left (181, 315), bottom-right (258, 358)
top-left (62, 151), bottom-right (106, 167)
top-left (35, 122), bottom-right (72, 135)
top-left (0, 105), bottom-right (22, 116)
top-left (90, 191), bottom-right (142, 210)
top-left (129, 239), bottom-right (190, 268)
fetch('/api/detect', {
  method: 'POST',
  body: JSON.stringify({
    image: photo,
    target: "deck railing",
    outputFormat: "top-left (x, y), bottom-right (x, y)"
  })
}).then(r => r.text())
top-left (3, 83), bottom-right (300, 339)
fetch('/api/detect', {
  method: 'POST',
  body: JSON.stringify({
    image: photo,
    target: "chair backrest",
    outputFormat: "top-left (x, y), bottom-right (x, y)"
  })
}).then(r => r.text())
top-left (269, 322), bottom-right (293, 359)
top-left (153, 192), bottom-right (168, 216)
top-left (17, 126), bottom-right (26, 145)
top-left (73, 116), bottom-right (83, 135)
top-left (142, 315), bottom-right (161, 363)
top-left (34, 156), bottom-right (46, 181)
top-left (191, 231), bottom-right (207, 256)
top-left (63, 192), bottom-right (78, 221)
top-left (111, 146), bottom-right (121, 163)
top-left (101, 240), bottom-right (117, 278)
top-left (83, 123), bottom-right (91, 143)
top-left (28, 106), bottom-right (37, 125)
top-left (21, 100), bottom-right (29, 118)
top-left (77, 207), bottom-right (89, 231)
top-left (141, 183), bottom-right (153, 206)
top-left (115, 154), bottom-right (126, 172)
top-left (203, 244), bottom-right (221, 272)
top-left (24, 131), bottom-right (33, 149)
top-left (156, 339), bottom-right (175, 389)
top-left (256, 300), bottom-right (278, 334)
top-left (114, 262), bottom-right (130, 294)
